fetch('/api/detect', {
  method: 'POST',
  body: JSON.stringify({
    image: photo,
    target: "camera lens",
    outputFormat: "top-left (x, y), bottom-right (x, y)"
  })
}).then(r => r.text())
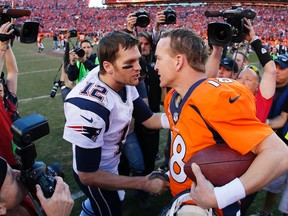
top-left (136, 16), bottom-right (150, 28)
top-left (208, 22), bottom-right (233, 46)
top-left (215, 27), bottom-right (229, 41)
top-left (76, 49), bottom-right (85, 58)
top-left (166, 14), bottom-right (176, 24)
top-left (134, 9), bottom-right (150, 28)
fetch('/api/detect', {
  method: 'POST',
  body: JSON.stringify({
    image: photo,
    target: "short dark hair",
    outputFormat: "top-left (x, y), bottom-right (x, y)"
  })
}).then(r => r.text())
top-left (80, 39), bottom-right (92, 47)
top-left (97, 30), bottom-right (139, 73)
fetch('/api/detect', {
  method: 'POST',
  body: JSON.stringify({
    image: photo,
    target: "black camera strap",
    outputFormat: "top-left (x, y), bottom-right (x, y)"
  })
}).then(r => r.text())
top-left (27, 193), bottom-right (46, 216)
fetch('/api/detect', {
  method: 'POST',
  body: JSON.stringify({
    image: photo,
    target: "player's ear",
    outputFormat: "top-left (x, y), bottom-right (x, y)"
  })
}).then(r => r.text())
top-left (103, 61), bottom-right (114, 74)
top-left (176, 54), bottom-right (184, 71)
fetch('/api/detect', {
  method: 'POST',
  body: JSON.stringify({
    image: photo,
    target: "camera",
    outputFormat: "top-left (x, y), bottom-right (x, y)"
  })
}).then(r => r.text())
top-left (50, 80), bottom-right (63, 98)
top-left (163, 7), bottom-right (176, 25)
top-left (11, 113), bottom-right (64, 198)
top-left (205, 7), bottom-right (256, 46)
top-left (0, 6), bottom-right (39, 44)
top-left (68, 28), bottom-right (77, 38)
top-left (72, 46), bottom-right (85, 58)
top-left (134, 8), bottom-right (150, 28)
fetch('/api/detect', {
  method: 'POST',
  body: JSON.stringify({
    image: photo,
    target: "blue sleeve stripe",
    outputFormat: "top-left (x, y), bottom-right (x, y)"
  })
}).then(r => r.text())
top-left (75, 145), bottom-right (101, 172)
top-left (66, 98), bottom-right (110, 132)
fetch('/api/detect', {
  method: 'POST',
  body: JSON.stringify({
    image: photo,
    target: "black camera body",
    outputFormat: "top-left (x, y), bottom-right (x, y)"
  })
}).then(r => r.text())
top-left (163, 7), bottom-right (176, 25)
top-left (50, 80), bottom-right (64, 98)
top-left (205, 7), bottom-right (256, 46)
top-left (0, 6), bottom-right (39, 44)
top-left (72, 46), bottom-right (85, 58)
top-left (11, 113), bottom-right (64, 198)
top-left (68, 28), bottom-right (77, 38)
top-left (134, 8), bottom-right (150, 28)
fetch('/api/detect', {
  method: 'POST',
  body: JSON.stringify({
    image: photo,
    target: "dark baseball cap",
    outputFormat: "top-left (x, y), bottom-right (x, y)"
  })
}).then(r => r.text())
top-left (0, 157), bottom-right (7, 190)
top-left (220, 58), bottom-right (238, 73)
top-left (274, 54), bottom-right (288, 69)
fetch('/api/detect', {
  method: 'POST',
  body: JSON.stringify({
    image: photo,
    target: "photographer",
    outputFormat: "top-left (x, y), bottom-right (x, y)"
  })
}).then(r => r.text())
top-left (0, 156), bottom-right (74, 216)
top-left (0, 22), bottom-right (20, 168)
top-left (67, 37), bottom-right (98, 84)
top-left (124, 12), bottom-right (162, 171)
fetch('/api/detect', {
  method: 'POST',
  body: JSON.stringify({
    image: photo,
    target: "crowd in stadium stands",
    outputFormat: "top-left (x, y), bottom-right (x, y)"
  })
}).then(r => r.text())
top-left (9, 0), bottom-right (286, 46)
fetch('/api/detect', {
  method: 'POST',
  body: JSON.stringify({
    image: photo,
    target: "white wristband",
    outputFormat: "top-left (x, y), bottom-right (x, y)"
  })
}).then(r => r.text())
top-left (160, 113), bottom-right (170, 129)
top-left (250, 35), bottom-right (260, 44)
top-left (214, 178), bottom-right (246, 209)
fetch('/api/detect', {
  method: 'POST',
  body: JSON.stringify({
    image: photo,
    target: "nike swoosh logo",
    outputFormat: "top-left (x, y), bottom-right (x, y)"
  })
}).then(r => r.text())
top-left (80, 115), bottom-right (93, 123)
top-left (229, 95), bottom-right (241, 103)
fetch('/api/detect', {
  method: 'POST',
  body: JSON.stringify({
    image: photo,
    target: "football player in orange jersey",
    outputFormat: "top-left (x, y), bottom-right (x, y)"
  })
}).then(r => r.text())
top-left (154, 28), bottom-right (288, 215)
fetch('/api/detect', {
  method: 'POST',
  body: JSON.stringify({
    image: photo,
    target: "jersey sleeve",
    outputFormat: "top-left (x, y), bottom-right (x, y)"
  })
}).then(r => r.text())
top-left (63, 101), bottom-right (107, 149)
top-left (201, 79), bottom-right (274, 154)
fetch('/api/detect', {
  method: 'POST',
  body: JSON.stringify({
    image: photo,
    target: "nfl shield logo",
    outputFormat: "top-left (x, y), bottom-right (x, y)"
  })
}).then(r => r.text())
top-left (173, 112), bottom-right (179, 122)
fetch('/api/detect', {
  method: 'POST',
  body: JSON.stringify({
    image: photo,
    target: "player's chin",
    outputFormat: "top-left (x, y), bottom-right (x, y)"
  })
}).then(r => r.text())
top-left (159, 79), bottom-right (166, 88)
top-left (129, 78), bottom-right (140, 86)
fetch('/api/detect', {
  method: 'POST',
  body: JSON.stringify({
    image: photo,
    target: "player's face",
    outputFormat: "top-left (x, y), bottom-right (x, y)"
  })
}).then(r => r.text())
top-left (81, 42), bottom-right (93, 58)
top-left (154, 37), bottom-right (177, 88)
top-left (0, 166), bottom-right (28, 211)
top-left (138, 36), bottom-right (151, 57)
top-left (237, 68), bottom-right (259, 95)
top-left (275, 64), bottom-right (288, 87)
top-left (235, 53), bottom-right (246, 72)
top-left (217, 66), bottom-right (232, 78)
top-left (111, 45), bottom-right (141, 89)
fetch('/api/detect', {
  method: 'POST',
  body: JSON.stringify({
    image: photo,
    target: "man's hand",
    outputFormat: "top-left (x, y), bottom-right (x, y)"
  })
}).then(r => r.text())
top-left (143, 172), bottom-right (170, 195)
top-left (36, 176), bottom-right (74, 216)
top-left (189, 163), bottom-right (217, 209)
top-left (243, 18), bottom-right (256, 42)
top-left (126, 13), bottom-right (137, 32)
top-left (154, 11), bottom-right (166, 31)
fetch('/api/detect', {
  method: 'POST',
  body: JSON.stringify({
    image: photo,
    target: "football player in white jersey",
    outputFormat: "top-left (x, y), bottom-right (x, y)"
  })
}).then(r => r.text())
top-left (63, 30), bottom-right (170, 216)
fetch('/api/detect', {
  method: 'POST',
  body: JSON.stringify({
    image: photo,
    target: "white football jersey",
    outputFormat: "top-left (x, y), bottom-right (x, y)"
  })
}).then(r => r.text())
top-left (63, 66), bottom-right (139, 175)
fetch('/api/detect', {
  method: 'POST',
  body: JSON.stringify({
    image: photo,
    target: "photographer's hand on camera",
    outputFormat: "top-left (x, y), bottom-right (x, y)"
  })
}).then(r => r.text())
top-left (36, 176), bottom-right (74, 216)
top-left (69, 49), bottom-right (86, 64)
top-left (125, 13), bottom-right (137, 33)
top-left (154, 11), bottom-right (166, 31)
top-left (243, 18), bottom-right (256, 43)
top-left (69, 50), bottom-right (77, 65)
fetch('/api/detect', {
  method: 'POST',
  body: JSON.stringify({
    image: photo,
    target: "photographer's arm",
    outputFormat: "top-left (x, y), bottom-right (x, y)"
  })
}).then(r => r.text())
top-left (152, 11), bottom-right (165, 43)
top-left (244, 18), bottom-right (276, 100)
top-left (36, 176), bottom-right (74, 216)
top-left (82, 58), bottom-right (96, 71)
top-left (205, 45), bottom-right (223, 78)
top-left (0, 22), bottom-right (14, 79)
top-left (67, 51), bottom-right (80, 81)
top-left (5, 43), bottom-right (18, 96)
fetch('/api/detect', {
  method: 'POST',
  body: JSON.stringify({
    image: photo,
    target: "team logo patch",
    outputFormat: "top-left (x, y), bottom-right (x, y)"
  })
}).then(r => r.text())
top-left (173, 112), bottom-right (179, 122)
top-left (68, 126), bottom-right (102, 142)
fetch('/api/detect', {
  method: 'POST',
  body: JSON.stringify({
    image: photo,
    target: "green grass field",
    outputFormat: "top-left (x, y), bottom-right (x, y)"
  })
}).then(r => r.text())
top-left (11, 38), bottom-right (282, 216)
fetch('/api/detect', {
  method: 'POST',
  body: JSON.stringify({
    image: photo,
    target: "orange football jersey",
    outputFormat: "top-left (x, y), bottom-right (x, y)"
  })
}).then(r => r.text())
top-left (164, 78), bottom-right (274, 197)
